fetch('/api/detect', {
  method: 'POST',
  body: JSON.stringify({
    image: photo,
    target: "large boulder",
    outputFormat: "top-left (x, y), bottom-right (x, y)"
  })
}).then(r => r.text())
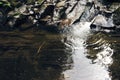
top-left (90, 15), bottom-right (115, 32)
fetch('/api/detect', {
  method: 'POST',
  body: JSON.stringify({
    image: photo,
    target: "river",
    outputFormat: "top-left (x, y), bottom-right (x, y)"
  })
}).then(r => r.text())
top-left (0, 20), bottom-right (120, 80)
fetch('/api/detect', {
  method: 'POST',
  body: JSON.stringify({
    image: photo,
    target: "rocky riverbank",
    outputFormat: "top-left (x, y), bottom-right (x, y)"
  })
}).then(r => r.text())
top-left (0, 0), bottom-right (120, 32)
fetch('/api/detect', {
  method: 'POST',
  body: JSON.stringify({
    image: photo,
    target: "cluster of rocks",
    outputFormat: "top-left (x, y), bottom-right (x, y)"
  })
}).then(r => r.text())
top-left (0, 0), bottom-right (120, 32)
top-left (0, 0), bottom-right (45, 31)
top-left (90, 0), bottom-right (120, 32)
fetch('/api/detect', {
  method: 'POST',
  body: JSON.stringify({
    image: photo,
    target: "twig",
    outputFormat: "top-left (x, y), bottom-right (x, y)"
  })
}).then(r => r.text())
top-left (37, 41), bottom-right (46, 53)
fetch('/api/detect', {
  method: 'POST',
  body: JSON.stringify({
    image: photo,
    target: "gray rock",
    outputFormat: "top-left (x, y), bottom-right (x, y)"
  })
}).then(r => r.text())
top-left (90, 15), bottom-right (115, 32)
top-left (55, 1), bottom-right (66, 8)
top-left (113, 7), bottom-right (120, 26)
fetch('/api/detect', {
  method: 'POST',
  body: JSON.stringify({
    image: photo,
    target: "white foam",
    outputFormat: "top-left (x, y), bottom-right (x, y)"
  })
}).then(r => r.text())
top-left (62, 21), bottom-right (112, 80)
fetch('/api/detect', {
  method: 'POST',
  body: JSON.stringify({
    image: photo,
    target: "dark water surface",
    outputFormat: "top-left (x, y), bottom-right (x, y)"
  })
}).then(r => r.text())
top-left (0, 25), bottom-right (120, 80)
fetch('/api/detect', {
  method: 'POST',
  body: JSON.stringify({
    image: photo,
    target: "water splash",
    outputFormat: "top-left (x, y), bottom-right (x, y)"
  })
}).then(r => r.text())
top-left (62, 21), bottom-right (113, 80)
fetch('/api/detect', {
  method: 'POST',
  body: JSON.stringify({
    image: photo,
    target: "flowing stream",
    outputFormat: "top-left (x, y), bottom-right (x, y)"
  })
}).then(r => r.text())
top-left (0, 0), bottom-right (120, 79)
top-left (61, 22), bottom-right (113, 80)
top-left (0, 18), bottom-right (119, 80)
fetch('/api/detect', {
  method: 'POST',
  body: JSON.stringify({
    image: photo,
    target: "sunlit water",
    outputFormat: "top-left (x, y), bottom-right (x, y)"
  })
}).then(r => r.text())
top-left (62, 22), bottom-right (113, 80)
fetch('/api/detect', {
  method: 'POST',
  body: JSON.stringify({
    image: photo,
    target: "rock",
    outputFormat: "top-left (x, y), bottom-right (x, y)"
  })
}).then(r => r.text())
top-left (8, 4), bottom-right (29, 18)
top-left (40, 15), bottom-right (51, 21)
top-left (0, 11), bottom-right (3, 24)
top-left (59, 18), bottom-right (72, 28)
top-left (92, 14), bottom-right (114, 26)
top-left (1, 0), bottom-right (120, 32)
top-left (90, 15), bottom-right (115, 32)
top-left (66, 1), bottom-right (86, 24)
top-left (7, 17), bottom-right (17, 28)
top-left (92, 15), bottom-right (108, 26)
top-left (40, 5), bottom-right (55, 19)
top-left (113, 7), bottom-right (120, 26)
top-left (90, 24), bottom-right (116, 31)
top-left (39, 15), bottom-right (53, 26)
top-left (55, 1), bottom-right (66, 8)
top-left (16, 5), bottom-right (27, 13)
top-left (0, 10), bottom-right (7, 29)
top-left (103, 0), bottom-right (120, 3)
top-left (12, 15), bottom-right (34, 31)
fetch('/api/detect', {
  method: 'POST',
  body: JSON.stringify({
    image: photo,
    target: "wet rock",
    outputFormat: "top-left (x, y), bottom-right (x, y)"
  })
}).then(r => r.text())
top-left (113, 7), bottom-right (120, 26)
top-left (8, 4), bottom-right (29, 18)
top-left (93, 15), bottom-right (108, 26)
top-left (66, 1), bottom-right (86, 24)
top-left (6, 17), bottom-right (17, 28)
top-left (79, 1), bottom-right (97, 22)
top-left (0, 0), bottom-right (94, 31)
top-left (0, 9), bottom-right (8, 30)
top-left (0, 0), bottom-right (119, 32)
top-left (90, 15), bottom-right (115, 32)
top-left (0, 11), bottom-right (4, 24)
top-left (9, 15), bottom-right (34, 31)
top-left (102, 0), bottom-right (120, 4)
top-left (40, 5), bottom-right (55, 19)
top-left (55, 1), bottom-right (66, 8)
top-left (59, 18), bottom-right (72, 29)
top-left (40, 15), bottom-right (51, 21)
top-left (39, 15), bottom-right (54, 27)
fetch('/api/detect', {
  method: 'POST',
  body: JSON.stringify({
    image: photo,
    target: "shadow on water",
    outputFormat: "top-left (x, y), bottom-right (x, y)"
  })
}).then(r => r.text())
top-left (108, 32), bottom-right (120, 80)
top-left (0, 28), bottom-right (73, 80)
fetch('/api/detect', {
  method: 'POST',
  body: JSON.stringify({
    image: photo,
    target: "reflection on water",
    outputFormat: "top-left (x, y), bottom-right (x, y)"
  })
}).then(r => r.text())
top-left (86, 33), bottom-right (113, 67)
top-left (86, 32), bottom-right (120, 80)
top-left (0, 30), bottom-right (73, 80)
top-left (0, 25), bottom-right (120, 80)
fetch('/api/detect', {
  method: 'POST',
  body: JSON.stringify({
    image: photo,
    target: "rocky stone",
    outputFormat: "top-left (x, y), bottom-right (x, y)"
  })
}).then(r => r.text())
top-left (93, 15), bottom-right (108, 26)
top-left (113, 7), bottom-right (120, 26)
top-left (0, 0), bottom-right (120, 32)
top-left (40, 5), bottom-right (55, 19)
top-left (59, 18), bottom-right (72, 29)
top-left (90, 14), bottom-right (115, 32)
top-left (66, 1), bottom-right (86, 24)
top-left (55, 1), bottom-right (66, 8)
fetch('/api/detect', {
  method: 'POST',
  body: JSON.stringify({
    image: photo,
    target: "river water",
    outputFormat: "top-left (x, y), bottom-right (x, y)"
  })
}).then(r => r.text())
top-left (61, 22), bottom-right (113, 80)
top-left (0, 22), bottom-right (120, 80)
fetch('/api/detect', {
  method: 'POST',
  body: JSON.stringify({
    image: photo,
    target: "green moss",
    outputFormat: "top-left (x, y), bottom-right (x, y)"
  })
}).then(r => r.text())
top-left (0, 0), bottom-right (11, 7)
top-left (37, 0), bottom-right (43, 3)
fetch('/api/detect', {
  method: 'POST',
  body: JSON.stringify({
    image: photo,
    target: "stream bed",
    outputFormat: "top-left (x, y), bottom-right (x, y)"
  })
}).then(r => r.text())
top-left (0, 22), bottom-right (120, 80)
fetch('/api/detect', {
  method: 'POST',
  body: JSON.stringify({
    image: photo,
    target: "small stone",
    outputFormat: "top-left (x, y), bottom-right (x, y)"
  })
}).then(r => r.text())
top-left (56, 1), bottom-right (66, 8)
